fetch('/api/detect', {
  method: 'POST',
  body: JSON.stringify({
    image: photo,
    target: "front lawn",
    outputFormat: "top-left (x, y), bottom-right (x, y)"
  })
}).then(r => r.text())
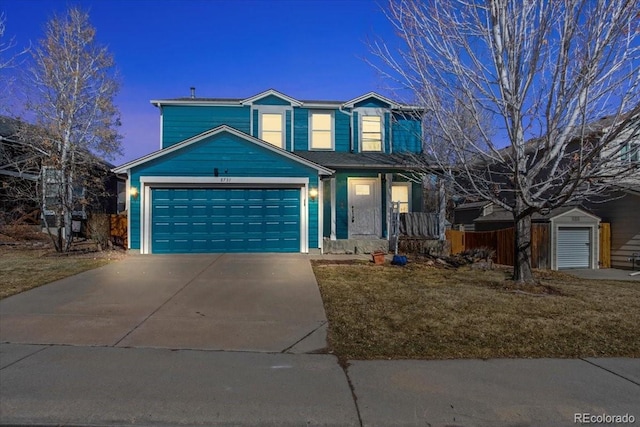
top-left (312, 260), bottom-right (640, 360)
top-left (0, 247), bottom-right (122, 299)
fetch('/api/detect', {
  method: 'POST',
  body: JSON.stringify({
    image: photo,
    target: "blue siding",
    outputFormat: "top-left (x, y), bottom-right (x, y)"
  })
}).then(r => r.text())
top-left (352, 111), bottom-right (359, 153)
top-left (129, 131), bottom-right (320, 251)
top-left (294, 108), bottom-right (309, 151)
top-left (384, 112), bottom-right (391, 153)
top-left (252, 110), bottom-right (259, 137)
top-left (354, 98), bottom-right (391, 108)
top-left (162, 105), bottom-right (250, 148)
top-left (392, 114), bottom-right (422, 153)
top-left (253, 94), bottom-right (292, 105)
top-left (335, 110), bottom-right (350, 152)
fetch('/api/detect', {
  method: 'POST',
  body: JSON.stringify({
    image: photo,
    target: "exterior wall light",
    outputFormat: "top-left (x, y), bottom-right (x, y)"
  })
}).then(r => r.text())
top-left (309, 187), bottom-right (318, 201)
top-left (130, 186), bottom-right (139, 200)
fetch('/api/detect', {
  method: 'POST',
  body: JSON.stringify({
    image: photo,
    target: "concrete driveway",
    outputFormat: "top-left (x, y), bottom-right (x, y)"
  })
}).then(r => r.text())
top-left (0, 253), bottom-right (328, 353)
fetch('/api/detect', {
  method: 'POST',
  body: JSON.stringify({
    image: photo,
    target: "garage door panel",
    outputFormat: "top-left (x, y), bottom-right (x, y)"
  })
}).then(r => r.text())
top-left (557, 227), bottom-right (591, 269)
top-left (151, 188), bottom-right (301, 253)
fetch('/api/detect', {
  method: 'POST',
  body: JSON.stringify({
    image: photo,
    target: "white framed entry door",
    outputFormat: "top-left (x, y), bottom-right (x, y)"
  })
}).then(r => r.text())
top-left (348, 178), bottom-right (381, 238)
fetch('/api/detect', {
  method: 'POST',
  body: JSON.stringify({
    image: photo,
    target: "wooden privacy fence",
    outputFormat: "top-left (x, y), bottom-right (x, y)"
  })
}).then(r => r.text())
top-left (599, 222), bottom-right (611, 268)
top-left (447, 223), bottom-right (611, 269)
top-left (446, 225), bottom-right (550, 268)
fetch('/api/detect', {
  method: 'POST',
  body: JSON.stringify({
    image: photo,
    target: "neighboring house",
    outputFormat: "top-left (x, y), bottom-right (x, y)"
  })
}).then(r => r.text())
top-left (452, 201), bottom-right (494, 231)
top-left (113, 89), bottom-right (427, 254)
top-left (471, 205), bottom-right (601, 270)
top-left (451, 113), bottom-right (639, 270)
top-left (0, 115), bottom-right (124, 227)
top-left (581, 188), bottom-right (640, 270)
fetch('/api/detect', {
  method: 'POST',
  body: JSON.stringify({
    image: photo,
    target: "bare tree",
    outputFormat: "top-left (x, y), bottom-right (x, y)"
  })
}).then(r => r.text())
top-left (0, 13), bottom-right (29, 112)
top-left (24, 7), bottom-right (122, 252)
top-left (371, 0), bottom-right (640, 282)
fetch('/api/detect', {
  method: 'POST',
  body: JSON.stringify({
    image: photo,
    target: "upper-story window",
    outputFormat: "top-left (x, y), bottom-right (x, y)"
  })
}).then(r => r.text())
top-left (260, 112), bottom-right (284, 148)
top-left (310, 111), bottom-right (333, 150)
top-left (622, 140), bottom-right (639, 163)
top-left (361, 115), bottom-right (382, 152)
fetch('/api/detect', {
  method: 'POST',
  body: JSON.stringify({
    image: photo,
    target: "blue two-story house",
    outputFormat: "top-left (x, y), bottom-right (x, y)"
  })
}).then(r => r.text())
top-left (113, 89), bottom-right (425, 254)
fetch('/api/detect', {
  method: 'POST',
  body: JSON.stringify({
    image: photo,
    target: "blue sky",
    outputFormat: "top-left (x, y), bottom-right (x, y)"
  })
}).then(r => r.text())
top-left (1, 0), bottom-right (399, 163)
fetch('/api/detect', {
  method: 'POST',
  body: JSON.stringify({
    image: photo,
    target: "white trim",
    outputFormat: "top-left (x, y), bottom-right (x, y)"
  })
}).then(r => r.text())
top-left (549, 207), bottom-right (600, 270)
top-left (343, 92), bottom-right (397, 109)
top-left (112, 125), bottom-right (333, 176)
top-left (127, 170), bottom-right (131, 249)
top-left (151, 100), bottom-right (246, 107)
top-left (256, 106), bottom-right (289, 150)
top-left (138, 176), bottom-right (310, 255)
top-left (309, 110), bottom-right (335, 151)
top-left (330, 177), bottom-right (336, 240)
top-left (318, 180), bottom-right (324, 250)
top-left (391, 181), bottom-right (412, 213)
top-left (241, 89), bottom-right (303, 107)
top-left (139, 176), bottom-right (310, 185)
top-left (385, 174), bottom-right (393, 239)
top-left (301, 185), bottom-right (308, 253)
top-left (159, 106), bottom-right (164, 150)
top-left (357, 108), bottom-right (386, 153)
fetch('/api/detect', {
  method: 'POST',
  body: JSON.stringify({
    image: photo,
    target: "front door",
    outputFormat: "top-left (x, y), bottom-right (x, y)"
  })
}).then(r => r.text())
top-left (348, 178), bottom-right (381, 238)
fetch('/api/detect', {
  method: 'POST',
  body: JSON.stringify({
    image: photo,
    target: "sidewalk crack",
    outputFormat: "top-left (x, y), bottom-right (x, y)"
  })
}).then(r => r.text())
top-left (580, 358), bottom-right (640, 387)
top-left (340, 361), bottom-right (364, 427)
top-left (280, 320), bottom-right (327, 353)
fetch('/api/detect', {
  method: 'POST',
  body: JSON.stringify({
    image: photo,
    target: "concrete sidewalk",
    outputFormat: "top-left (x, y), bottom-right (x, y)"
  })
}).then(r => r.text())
top-left (1, 253), bottom-right (639, 426)
top-left (1, 343), bottom-right (638, 426)
top-left (567, 268), bottom-right (640, 282)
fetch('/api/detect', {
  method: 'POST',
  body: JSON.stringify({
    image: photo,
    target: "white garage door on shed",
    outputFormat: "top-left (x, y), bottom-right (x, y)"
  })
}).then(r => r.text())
top-left (557, 227), bottom-right (591, 269)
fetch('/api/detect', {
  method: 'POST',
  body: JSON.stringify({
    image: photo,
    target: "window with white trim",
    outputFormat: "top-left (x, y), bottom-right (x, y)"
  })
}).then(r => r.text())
top-left (361, 115), bottom-right (382, 151)
top-left (310, 111), bottom-right (333, 150)
top-left (391, 183), bottom-right (411, 213)
top-left (261, 112), bottom-right (284, 148)
top-left (622, 140), bottom-right (639, 163)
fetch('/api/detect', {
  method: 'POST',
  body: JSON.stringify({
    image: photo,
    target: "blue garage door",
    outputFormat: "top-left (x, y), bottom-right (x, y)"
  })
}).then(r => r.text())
top-left (152, 188), bottom-right (301, 253)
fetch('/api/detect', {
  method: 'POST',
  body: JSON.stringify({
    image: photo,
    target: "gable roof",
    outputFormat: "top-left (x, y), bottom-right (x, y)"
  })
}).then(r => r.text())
top-left (341, 92), bottom-right (399, 109)
top-left (150, 89), bottom-right (423, 112)
top-left (473, 206), bottom-right (599, 223)
top-left (112, 125), bottom-right (334, 175)
top-left (239, 89), bottom-right (303, 107)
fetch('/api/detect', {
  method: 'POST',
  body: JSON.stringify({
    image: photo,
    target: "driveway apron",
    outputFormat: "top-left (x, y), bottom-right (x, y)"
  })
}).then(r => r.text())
top-left (0, 253), bottom-right (328, 353)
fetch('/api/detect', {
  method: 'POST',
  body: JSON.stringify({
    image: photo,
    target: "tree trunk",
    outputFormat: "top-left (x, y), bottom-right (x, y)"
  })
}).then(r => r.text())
top-left (513, 209), bottom-right (534, 283)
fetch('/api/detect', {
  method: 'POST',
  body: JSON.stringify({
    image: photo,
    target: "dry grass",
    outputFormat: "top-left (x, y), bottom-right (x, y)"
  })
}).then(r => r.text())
top-left (0, 244), bottom-right (125, 300)
top-left (312, 260), bottom-right (640, 360)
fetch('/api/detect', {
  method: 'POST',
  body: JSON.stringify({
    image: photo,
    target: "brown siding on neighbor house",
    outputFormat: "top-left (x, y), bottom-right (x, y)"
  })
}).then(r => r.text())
top-left (586, 193), bottom-right (640, 270)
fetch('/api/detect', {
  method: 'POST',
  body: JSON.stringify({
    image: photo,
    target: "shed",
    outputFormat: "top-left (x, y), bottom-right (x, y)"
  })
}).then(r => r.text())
top-left (474, 206), bottom-right (601, 270)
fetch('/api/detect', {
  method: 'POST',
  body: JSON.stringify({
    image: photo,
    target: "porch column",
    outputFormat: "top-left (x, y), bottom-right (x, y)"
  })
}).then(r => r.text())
top-left (318, 179), bottom-right (323, 250)
top-left (438, 177), bottom-right (446, 240)
top-left (330, 177), bottom-right (336, 240)
top-left (385, 173), bottom-right (393, 239)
